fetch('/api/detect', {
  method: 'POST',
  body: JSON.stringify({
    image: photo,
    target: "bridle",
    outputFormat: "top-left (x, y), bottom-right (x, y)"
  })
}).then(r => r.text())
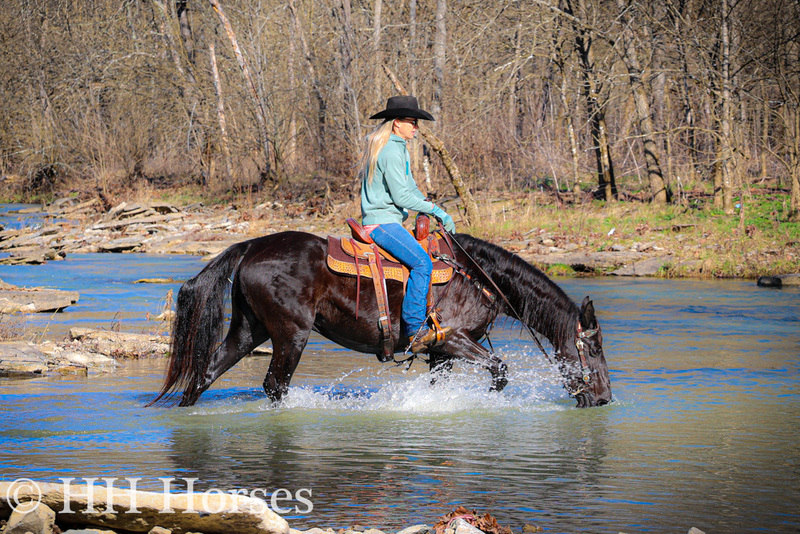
top-left (433, 223), bottom-right (601, 399)
top-left (568, 322), bottom-right (599, 397)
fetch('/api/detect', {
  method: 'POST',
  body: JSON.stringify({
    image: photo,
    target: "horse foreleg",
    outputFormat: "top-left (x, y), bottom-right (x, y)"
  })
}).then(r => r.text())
top-left (428, 353), bottom-right (454, 386)
top-left (436, 332), bottom-right (508, 392)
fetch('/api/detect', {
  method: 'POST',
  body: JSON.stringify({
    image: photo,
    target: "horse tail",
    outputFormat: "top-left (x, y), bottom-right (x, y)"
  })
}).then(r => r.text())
top-left (148, 240), bottom-right (251, 407)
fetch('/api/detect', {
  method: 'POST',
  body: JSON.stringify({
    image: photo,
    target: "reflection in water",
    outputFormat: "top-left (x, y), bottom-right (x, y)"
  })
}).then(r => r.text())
top-left (1, 276), bottom-right (799, 532)
top-left (163, 377), bottom-right (612, 530)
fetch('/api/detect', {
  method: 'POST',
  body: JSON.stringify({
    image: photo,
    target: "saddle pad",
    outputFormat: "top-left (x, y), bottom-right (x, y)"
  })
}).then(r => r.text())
top-left (326, 236), bottom-right (454, 284)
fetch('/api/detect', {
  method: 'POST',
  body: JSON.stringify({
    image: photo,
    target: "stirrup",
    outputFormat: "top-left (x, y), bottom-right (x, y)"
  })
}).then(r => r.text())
top-left (407, 324), bottom-right (451, 354)
top-left (427, 311), bottom-right (447, 344)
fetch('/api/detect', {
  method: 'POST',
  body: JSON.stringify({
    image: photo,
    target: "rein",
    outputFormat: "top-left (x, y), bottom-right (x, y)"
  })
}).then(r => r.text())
top-left (437, 228), bottom-right (550, 360)
top-left (437, 225), bottom-right (595, 398)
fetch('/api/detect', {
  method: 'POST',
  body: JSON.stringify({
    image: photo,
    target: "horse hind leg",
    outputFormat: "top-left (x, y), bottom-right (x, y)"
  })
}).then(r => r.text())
top-left (262, 327), bottom-right (311, 403)
top-left (180, 307), bottom-right (270, 406)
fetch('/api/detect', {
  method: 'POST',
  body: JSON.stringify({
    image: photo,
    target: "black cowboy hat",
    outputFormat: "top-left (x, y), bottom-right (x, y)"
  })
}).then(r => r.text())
top-left (369, 95), bottom-right (435, 121)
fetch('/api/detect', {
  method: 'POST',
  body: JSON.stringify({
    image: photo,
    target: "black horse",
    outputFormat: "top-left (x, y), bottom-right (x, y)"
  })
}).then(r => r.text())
top-left (150, 231), bottom-right (612, 408)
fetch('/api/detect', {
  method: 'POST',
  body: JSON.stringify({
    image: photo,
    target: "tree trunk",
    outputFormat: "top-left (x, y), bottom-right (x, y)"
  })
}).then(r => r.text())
top-left (207, 0), bottom-right (272, 179)
top-left (789, 104), bottom-right (800, 221)
top-left (334, 0), bottom-right (361, 151)
top-left (373, 0), bottom-right (383, 108)
top-left (669, 0), bottom-right (698, 184)
top-left (567, 0), bottom-right (617, 200)
top-left (176, 1), bottom-right (195, 65)
top-left (508, 22), bottom-right (524, 140)
top-left (760, 81), bottom-right (769, 183)
top-left (550, 10), bottom-right (581, 193)
top-left (560, 75), bottom-right (581, 193)
top-left (209, 42), bottom-right (233, 187)
top-left (718, 0), bottom-right (735, 214)
top-left (595, 115), bottom-right (617, 200)
top-left (408, 0), bottom-right (418, 96)
top-left (713, 137), bottom-right (723, 208)
top-left (151, 0), bottom-right (197, 87)
top-left (615, 0), bottom-right (667, 203)
top-left (287, 0), bottom-right (326, 161)
top-left (432, 0), bottom-right (447, 120)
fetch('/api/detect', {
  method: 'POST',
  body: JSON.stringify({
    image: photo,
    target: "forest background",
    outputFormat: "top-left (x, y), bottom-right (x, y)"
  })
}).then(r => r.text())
top-left (0, 0), bottom-right (798, 277)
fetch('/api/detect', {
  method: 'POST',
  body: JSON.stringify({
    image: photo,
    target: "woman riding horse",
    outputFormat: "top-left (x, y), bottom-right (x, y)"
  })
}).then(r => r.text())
top-left (359, 95), bottom-right (456, 353)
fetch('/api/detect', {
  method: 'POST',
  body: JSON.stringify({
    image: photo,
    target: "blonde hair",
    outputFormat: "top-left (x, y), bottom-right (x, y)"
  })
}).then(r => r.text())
top-left (358, 120), bottom-right (395, 184)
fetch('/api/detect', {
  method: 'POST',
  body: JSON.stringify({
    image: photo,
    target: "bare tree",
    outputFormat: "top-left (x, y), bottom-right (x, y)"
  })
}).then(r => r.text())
top-left (332, 0), bottom-right (362, 154)
top-left (287, 0), bottom-right (326, 162)
top-left (0, 0), bottom-right (795, 214)
top-left (614, 0), bottom-right (667, 203)
top-left (206, 0), bottom-right (272, 179)
top-left (717, 0), bottom-right (735, 213)
top-left (432, 0), bottom-right (447, 121)
top-left (563, 0), bottom-right (617, 200)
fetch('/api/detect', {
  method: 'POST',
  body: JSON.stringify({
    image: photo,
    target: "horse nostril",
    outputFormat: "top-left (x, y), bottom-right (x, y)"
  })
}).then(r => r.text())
top-left (596, 398), bottom-right (609, 407)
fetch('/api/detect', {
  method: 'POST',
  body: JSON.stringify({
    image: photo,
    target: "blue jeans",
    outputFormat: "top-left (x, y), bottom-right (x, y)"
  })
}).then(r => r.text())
top-left (369, 223), bottom-right (432, 337)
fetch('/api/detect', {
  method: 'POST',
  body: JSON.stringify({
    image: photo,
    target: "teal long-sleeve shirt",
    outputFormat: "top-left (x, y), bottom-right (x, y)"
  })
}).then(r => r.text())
top-left (361, 134), bottom-right (435, 225)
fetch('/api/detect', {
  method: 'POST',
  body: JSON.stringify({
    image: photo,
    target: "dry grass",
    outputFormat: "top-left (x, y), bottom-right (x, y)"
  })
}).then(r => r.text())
top-left (0, 314), bottom-right (29, 341)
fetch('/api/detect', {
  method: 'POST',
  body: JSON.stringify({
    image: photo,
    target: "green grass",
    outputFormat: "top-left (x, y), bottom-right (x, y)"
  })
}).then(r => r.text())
top-left (467, 191), bottom-right (799, 279)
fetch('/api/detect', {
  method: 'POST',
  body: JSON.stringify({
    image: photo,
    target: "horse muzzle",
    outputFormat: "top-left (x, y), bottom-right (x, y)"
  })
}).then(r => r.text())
top-left (574, 390), bottom-right (612, 408)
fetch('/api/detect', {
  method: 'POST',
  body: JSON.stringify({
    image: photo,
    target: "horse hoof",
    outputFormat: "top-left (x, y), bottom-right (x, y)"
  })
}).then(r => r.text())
top-left (490, 376), bottom-right (508, 392)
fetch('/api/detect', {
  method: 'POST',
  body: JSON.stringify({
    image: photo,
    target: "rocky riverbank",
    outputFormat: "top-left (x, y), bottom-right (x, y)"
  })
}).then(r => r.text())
top-left (0, 327), bottom-right (273, 379)
top-left (3, 198), bottom-right (799, 278)
top-left (0, 329), bottom-right (165, 378)
top-left (0, 480), bottom-right (707, 534)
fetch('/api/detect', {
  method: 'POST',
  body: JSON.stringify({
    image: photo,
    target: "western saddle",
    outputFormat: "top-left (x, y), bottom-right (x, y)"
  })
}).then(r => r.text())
top-left (326, 215), bottom-right (455, 361)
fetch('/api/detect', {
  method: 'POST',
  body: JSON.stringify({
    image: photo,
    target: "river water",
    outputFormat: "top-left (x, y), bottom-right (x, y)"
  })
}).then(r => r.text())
top-left (1, 225), bottom-right (798, 532)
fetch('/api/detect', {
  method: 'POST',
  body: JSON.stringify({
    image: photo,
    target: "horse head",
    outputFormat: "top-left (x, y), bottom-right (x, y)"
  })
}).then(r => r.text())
top-left (558, 296), bottom-right (613, 408)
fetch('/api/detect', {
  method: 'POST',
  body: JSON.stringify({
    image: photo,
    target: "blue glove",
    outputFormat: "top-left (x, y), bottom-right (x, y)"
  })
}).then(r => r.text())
top-left (430, 205), bottom-right (456, 233)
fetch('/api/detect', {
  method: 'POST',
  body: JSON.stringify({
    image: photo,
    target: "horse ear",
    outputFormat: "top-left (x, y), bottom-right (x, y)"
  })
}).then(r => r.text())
top-left (580, 296), bottom-right (597, 329)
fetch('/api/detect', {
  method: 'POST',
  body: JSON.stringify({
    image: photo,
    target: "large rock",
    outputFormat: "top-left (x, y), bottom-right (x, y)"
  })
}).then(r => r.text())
top-left (776, 273), bottom-right (800, 286)
top-left (521, 250), bottom-right (653, 272)
top-left (41, 344), bottom-right (118, 373)
top-left (452, 519), bottom-right (485, 534)
top-left (758, 273), bottom-right (800, 288)
top-left (0, 342), bottom-right (49, 377)
top-left (91, 213), bottom-right (185, 232)
top-left (5, 502), bottom-right (57, 534)
top-left (0, 341), bottom-right (118, 377)
top-left (610, 255), bottom-right (674, 277)
top-left (0, 286), bottom-right (79, 313)
top-left (68, 328), bottom-right (169, 359)
top-left (0, 248), bottom-right (65, 265)
top-left (0, 481), bottom-right (289, 534)
top-left (96, 236), bottom-right (146, 252)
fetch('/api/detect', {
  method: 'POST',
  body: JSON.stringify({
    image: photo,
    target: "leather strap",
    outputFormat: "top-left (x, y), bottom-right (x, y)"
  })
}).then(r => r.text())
top-left (353, 244), bottom-right (362, 319)
top-left (365, 244), bottom-right (394, 360)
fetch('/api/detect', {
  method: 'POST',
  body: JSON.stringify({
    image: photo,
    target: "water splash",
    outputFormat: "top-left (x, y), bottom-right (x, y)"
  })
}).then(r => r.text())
top-left (188, 351), bottom-right (571, 416)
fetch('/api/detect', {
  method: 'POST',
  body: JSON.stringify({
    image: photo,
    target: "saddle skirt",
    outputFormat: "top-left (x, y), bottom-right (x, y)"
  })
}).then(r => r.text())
top-left (326, 233), bottom-right (454, 284)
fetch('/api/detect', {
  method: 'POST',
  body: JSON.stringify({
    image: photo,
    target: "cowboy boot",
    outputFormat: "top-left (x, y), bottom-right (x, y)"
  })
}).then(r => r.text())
top-left (407, 325), bottom-right (452, 354)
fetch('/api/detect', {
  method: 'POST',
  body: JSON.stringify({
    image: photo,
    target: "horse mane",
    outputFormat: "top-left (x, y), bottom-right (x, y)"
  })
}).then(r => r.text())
top-left (454, 234), bottom-right (579, 347)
